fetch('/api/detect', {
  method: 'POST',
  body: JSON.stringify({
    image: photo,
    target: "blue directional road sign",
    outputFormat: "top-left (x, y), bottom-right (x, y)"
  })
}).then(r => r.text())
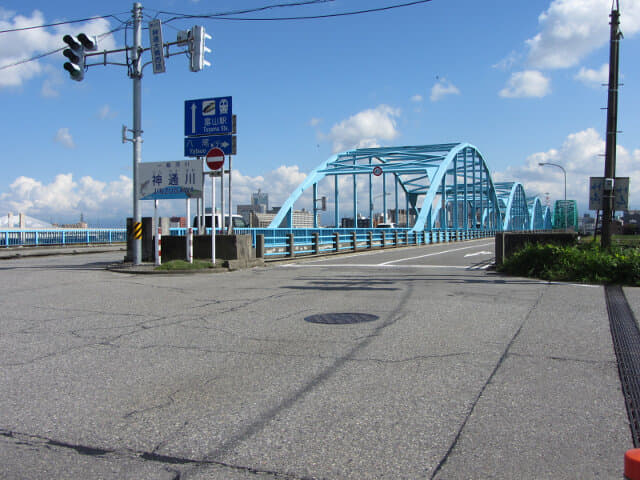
top-left (184, 134), bottom-right (235, 157)
top-left (185, 96), bottom-right (232, 136)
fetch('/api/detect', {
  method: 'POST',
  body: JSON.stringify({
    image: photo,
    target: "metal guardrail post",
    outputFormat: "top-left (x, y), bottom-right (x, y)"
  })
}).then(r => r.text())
top-left (312, 232), bottom-right (319, 255)
top-left (368, 231), bottom-right (373, 250)
top-left (352, 231), bottom-right (357, 251)
top-left (381, 232), bottom-right (386, 248)
top-left (394, 232), bottom-right (399, 247)
top-left (256, 234), bottom-right (265, 258)
top-left (333, 232), bottom-right (340, 253)
top-left (287, 233), bottom-right (295, 257)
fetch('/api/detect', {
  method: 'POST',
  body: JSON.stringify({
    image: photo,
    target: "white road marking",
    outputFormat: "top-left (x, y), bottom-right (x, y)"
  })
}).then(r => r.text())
top-left (280, 263), bottom-right (468, 269)
top-left (464, 251), bottom-right (493, 257)
top-left (379, 242), bottom-right (493, 266)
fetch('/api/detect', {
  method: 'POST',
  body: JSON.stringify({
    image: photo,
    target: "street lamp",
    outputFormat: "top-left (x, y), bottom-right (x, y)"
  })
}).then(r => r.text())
top-left (370, 192), bottom-right (391, 225)
top-left (539, 162), bottom-right (567, 230)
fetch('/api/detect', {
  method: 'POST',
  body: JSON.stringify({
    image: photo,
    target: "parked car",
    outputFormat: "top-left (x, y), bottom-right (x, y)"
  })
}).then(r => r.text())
top-left (376, 223), bottom-right (396, 228)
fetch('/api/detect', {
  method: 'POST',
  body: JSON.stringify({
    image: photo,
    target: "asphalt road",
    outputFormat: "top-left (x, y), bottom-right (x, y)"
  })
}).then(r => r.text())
top-left (0, 239), bottom-right (633, 479)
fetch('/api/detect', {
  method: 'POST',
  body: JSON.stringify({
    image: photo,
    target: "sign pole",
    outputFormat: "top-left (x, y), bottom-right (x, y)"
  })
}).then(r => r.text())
top-left (153, 199), bottom-right (159, 263)
top-left (186, 198), bottom-right (192, 263)
top-left (200, 158), bottom-right (205, 234)
top-left (220, 169), bottom-right (225, 233)
top-left (228, 155), bottom-right (233, 234)
top-left (211, 173), bottom-right (216, 264)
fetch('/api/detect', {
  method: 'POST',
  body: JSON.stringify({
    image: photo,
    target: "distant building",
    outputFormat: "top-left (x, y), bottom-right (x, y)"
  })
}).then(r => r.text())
top-left (253, 208), bottom-right (316, 228)
top-left (578, 213), bottom-right (596, 235)
top-left (170, 216), bottom-right (186, 228)
top-left (55, 221), bottom-right (88, 229)
top-left (623, 210), bottom-right (640, 224)
top-left (251, 190), bottom-right (269, 214)
top-left (341, 216), bottom-right (370, 228)
top-left (236, 204), bottom-right (253, 225)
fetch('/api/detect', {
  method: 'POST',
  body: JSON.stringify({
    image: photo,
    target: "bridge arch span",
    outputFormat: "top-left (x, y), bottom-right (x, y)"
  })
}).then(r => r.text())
top-left (268, 143), bottom-right (543, 233)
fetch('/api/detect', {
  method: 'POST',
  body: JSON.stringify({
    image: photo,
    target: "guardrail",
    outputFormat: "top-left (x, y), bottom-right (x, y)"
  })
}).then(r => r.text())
top-left (1, 229), bottom-right (127, 247)
top-left (170, 227), bottom-right (496, 259)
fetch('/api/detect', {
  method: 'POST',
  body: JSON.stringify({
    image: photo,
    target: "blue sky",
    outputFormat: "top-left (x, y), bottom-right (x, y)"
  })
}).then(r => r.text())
top-left (1, 0), bottom-right (640, 226)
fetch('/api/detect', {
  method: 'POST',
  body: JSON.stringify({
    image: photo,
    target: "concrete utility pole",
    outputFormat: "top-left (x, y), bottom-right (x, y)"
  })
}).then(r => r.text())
top-left (601, 1), bottom-right (622, 249)
top-left (131, 2), bottom-right (143, 265)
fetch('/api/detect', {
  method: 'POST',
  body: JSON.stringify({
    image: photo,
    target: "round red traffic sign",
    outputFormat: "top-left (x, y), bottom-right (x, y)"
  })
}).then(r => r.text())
top-left (372, 166), bottom-right (383, 176)
top-left (206, 147), bottom-right (225, 170)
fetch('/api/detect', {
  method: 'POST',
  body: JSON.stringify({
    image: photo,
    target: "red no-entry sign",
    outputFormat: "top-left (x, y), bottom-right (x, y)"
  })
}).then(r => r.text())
top-left (206, 147), bottom-right (225, 171)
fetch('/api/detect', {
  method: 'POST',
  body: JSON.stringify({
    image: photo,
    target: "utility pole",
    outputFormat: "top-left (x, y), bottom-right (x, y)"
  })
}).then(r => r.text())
top-left (131, 2), bottom-right (143, 265)
top-left (601, 1), bottom-right (622, 249)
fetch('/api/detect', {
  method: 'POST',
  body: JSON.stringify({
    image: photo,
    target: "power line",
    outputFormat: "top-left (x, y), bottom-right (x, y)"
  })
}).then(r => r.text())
top-left (159, 0), bottom-right (334, 22)
top-left (162, 0), bottom-right (433, 22)
top-left (0, 13), bottom-right (130, 34)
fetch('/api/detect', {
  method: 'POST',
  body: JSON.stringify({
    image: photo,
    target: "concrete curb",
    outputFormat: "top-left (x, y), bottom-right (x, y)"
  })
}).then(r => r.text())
top-left (107, 258), bottom-right (265, 274)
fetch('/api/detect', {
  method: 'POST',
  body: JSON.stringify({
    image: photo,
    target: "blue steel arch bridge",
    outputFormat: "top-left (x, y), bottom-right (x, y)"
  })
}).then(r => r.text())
top-left (0, 143), bottom-right (554, 256)
top-left (269, 143), bottom-right (552, 234)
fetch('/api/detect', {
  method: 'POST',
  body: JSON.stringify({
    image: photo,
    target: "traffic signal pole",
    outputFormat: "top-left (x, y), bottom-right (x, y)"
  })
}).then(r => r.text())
top-left (62, 2), bottom-right (212, 265)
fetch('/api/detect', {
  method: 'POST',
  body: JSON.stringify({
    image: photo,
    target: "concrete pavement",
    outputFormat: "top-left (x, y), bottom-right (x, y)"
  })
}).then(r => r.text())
top-left (0, 244), bottom-right (635, 479)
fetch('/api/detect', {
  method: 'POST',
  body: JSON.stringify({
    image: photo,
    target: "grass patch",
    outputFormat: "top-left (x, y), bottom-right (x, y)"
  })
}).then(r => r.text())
top-left (155, 259), bottom-right (215, 271)
top-left (497, 241), bottom-right (640, 286)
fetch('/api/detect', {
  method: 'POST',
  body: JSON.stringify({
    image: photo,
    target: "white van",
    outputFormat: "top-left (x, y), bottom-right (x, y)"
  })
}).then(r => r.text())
top-left (193, 214), bottom-right (248, 229)
top-left (376, 222), bottom-right (396, 228)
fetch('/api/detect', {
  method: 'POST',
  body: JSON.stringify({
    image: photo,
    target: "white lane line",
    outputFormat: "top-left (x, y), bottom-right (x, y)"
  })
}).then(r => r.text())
top-left (279, 263), bottom-right (468, 269)
top-left (464, 251), bottom-right (493, 257)
top-left (379, 242), bottom-right (493, 266)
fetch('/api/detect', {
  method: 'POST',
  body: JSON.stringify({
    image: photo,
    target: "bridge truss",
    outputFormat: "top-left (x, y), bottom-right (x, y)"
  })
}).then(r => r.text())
top-left (269, 143), bottom-right (548, 233)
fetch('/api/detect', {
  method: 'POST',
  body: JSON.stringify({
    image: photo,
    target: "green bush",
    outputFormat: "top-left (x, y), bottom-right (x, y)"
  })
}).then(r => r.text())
top-left (497, 242), bottom-right (640, 286)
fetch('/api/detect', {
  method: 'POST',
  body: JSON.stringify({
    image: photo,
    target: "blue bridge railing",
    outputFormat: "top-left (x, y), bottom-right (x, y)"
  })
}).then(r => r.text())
top-left (169, 227), bottom-right (496, 259)
top-left (1, 229), bottom-right (127, 247)
top-left (1, 227), bottom-right (495, 258)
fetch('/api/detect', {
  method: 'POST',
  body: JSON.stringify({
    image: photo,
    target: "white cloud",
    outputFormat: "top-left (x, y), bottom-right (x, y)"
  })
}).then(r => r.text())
top-left (411, 94), bottom-right (423, 103)
top-left (325, 105), bottom-right (400, 153)
top-left (493, 51), bottom-right (521, 71)
top-left (574, 63), bottom-right (609, 87)
top-left (494, 127), bottom-right (640, 211)
top-left (430, 78), bottom-right (460, 102)
top-left (309, 117), bottom-right (322, 127)
top-left (526, 0), bottom-right (640, 70)
top-left (499, 70), bottom-right (551, 98)
top-left (0, 9), bottom-right (116, 89)
top-left (0, 166), bottom-right (311, 224)
top-left (97, 104), bottom-right (117, 119)
top-left (0, 173), bottom-right (132, 222)
top-left (54, 127), bottom-right (75, 148)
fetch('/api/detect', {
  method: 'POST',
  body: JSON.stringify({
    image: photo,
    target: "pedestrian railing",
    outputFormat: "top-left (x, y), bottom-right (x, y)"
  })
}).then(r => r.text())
top-left (1, 229), bottom-right (127, 247)
top-left (169, 227), bottom-right (496, 259)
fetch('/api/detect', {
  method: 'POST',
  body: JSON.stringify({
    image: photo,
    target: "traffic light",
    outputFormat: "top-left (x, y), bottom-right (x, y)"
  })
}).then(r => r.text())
top-left (189, 25), bottom-right (211, 72)
top-left (62, 33), bottom-right (97, 81)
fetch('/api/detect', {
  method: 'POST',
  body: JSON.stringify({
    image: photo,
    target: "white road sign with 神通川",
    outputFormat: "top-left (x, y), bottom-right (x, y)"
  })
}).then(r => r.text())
top-left (138, 160), bottom-right (203, 200)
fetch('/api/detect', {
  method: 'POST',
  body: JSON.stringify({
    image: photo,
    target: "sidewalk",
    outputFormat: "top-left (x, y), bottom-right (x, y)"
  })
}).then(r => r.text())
top-left (0, 244), bottom-right (126, 260)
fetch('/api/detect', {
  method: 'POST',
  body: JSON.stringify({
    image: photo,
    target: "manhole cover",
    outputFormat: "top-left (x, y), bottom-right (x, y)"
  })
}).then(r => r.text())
top-left (304, 313), bottom-right (379, 325)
